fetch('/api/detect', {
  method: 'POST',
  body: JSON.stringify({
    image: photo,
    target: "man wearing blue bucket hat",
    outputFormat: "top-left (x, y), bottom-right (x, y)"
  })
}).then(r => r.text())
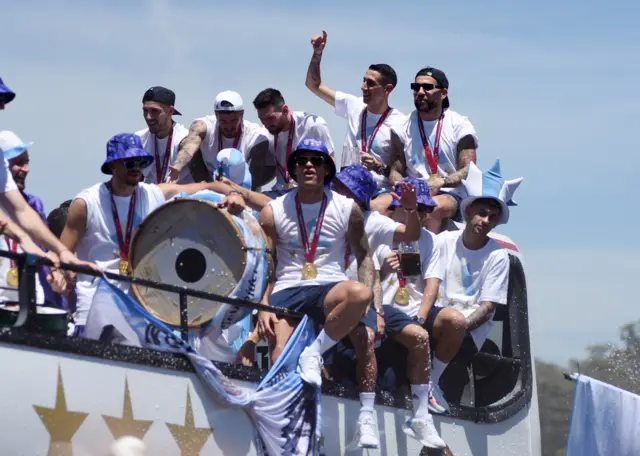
top-left (0, 77), bottom-right (16, 110)
top-left (257, 138), bottom-right (374, 393)
top-left (422, 160), bottom-right (522, 413)
top-left (372, 176), bottom-right (446, 449)
top-left (60, 133), bottom-right (246, 336)
top-left (330, 164), bottom-right (422, 450)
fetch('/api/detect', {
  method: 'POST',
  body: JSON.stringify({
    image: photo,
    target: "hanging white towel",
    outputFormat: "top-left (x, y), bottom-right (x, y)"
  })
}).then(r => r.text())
top-left (566, 374), bottom-right (640, 456)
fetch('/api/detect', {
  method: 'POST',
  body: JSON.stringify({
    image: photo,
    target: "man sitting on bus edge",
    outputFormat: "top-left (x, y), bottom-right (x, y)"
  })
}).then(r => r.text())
top-left (421, 160), bottom-right (522, 412)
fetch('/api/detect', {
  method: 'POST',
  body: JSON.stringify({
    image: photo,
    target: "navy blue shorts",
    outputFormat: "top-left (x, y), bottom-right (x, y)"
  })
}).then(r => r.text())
top-left (269, 283), bottom-right (377, 331)
top-left (382, 305), bottom-right (420, 334)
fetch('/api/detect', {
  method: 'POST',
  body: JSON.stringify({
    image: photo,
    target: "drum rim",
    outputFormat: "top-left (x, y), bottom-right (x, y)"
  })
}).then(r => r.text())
top-left (129, 197), bottom-right (248, 327)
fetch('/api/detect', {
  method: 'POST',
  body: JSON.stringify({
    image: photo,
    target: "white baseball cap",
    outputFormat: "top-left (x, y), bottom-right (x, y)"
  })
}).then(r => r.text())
top-left (0, 130), bottom-right (33, 160)
top-left (214, 90), bottom-right (244, 112)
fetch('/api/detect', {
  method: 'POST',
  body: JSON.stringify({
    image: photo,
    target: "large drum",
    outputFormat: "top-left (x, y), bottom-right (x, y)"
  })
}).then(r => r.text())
top-left (129, 191), bottom-right (270, 331)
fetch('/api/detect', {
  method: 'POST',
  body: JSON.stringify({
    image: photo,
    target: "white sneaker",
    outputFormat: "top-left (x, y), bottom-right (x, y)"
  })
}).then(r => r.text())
top-left (345, 415), bottom-right (380, 451)
top-left (428, 383), bottom-right (450, 414)
top-left (402, 415), bottom-right (446, 449)
top-left (297, 346), bottom-right (323, 387)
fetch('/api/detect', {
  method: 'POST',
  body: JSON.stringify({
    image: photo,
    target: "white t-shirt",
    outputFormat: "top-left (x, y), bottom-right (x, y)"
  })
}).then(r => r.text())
top-left (73, 182), bottom-right (166, 325)
top-left (197, 116), bottom-right (270, 175)
top-left (269, 189), bottom-right (352, 294)
top-left (0, 235), bottom-right (45, 305)
top-left (437, 230), bottom-right (510, 350)
top-left (0, 159), bottom-right (17, 194)
top-left (334, 92), bottom-right (407, 189)
top-left (345, 210), bottom-right (400, 281)
top-left (136, 122), bottom-right (190, 184)
top-left (376, 228), bottom-right (443, 318)
top-left (269, 111), bottom-right (336, 189)
top-left (395, 109), bottom-right (478, 196)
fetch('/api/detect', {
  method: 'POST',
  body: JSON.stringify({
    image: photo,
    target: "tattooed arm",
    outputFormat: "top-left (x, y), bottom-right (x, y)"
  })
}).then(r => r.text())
top-left (347, 202), bottom-right (375, 292)
top-left (388, 130), bottom-right (407, 185)
top-left (465, 301), bottom-right (496, 331)
top-left (305, 30), bottom-right (336, 107)
top-left (442, 134), bottom-right (477, 188)
top-left (166, 120), bottom-right (207, 183)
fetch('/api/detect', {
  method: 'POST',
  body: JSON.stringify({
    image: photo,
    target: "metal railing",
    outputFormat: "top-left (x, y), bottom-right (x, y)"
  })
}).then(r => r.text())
top-left (0, 249), bottom-right (301, 341)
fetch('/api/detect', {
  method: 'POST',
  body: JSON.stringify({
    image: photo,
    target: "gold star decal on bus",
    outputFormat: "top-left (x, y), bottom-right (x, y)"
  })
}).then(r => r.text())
top-left (166, 386), bottom-right (212, 455)
top-left (33, 365), bottom-right (89, 456)
top-left (103, 377), bottom-right (153, 440)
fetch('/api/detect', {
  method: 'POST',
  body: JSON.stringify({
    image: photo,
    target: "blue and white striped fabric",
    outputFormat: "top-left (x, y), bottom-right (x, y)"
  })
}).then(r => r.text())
top-left (84, 278), bottom-right (321, 456)
top-left (460, 159), bottom-right (523, 225)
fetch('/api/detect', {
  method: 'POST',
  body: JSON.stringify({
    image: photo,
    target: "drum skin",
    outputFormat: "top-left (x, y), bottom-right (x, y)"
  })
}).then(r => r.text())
top-left (129, 191), bottom-right (270, 330)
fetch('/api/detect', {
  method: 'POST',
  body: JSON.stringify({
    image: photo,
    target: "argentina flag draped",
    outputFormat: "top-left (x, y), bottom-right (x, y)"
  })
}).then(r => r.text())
top-left (84, 278), bottom-right (321, 456)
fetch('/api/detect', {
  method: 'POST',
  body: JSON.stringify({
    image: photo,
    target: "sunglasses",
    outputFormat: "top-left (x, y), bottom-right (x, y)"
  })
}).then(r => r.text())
top-left (123, 157), bottom-right (147, 169)
top-left (410, 83), bottom-right (443, 92)
top-left (294, 155), bottom-right (326, 167)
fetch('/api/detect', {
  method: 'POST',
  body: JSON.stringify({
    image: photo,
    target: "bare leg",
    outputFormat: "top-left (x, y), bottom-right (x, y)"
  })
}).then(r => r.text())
top-left (349, 326), bottom-right (377, 393)
top-left (391, 324), bottom-right (431, 384)
top-left (322, 280), bottom-right (372, 341)
top-left (270, 317), bottom-right (296, 364)
top-left (431, 308), bottom-right (466, 363)
top-left (347, 325), bottom-right (380, 449)
top-left (425, 194), bottom-right (457, 234)
top-left (394, 323), bottom-right (447, 449)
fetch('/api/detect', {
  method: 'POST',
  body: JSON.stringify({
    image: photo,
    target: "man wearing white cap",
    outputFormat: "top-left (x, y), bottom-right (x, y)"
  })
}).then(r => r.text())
top-left (424, 160), bottom-right (522, 412)
top-left (167, 90), bottom-right (273, 189)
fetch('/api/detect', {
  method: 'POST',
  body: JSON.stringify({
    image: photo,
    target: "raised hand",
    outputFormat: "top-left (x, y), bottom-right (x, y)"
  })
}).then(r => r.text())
top-left (311, 30), bottom-right (327, 54)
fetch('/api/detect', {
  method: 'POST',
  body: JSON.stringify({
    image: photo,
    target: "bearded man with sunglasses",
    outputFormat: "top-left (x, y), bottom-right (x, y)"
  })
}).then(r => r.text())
top-left (61, 133), bottom-right (245, 336)
top-left (257, 139), bottom-right (374, 393)
top-left (392, 67), bottom-right (479, 234)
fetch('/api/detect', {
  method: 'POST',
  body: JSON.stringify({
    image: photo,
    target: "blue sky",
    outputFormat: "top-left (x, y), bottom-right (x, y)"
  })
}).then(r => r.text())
top-left (2, 0), bottom-right (639, 365)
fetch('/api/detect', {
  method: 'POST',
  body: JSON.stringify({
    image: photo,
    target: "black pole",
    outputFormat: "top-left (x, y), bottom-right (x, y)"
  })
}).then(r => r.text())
top-left (179, 292), bottom-right (188, 342)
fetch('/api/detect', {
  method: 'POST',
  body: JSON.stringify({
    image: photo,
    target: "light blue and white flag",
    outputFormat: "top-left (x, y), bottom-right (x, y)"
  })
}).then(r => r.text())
top-left (84, 278), bottom-right (321, 456)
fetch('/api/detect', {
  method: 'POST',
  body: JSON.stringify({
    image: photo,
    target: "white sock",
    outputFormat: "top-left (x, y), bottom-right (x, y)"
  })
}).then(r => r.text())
top-left (359, 392), bottom-right (376, 421)
top-left (306, 330), bottom-right (338, 356)
top-left (431, 358), bottom-right (448, 387)
top-left (411, 384), bottom-right (430, 421)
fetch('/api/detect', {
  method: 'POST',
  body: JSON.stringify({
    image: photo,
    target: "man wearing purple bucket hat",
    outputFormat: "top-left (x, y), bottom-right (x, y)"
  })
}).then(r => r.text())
top-left (373, 176), bottom-right (447, 449)
top-left (0, 77), bottom-right (16, 110)
top-left (257, 138), bottom-right (374, 396)
top-left (60, 133), bottom-right (245, 336)
top-left (330, 164), bottom-right (422, 450)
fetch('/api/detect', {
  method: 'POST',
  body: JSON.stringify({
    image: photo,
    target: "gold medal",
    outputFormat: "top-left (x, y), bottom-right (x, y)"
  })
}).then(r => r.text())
top-left (6, 267), bottom-right (18, 287)
top-left (301, 262), bottom-right (318, 280)
top-left (427, 173), bottom-right (440, 184)
top-left (394, 287), bottom-right (410, 305)
top-left (119, 259), bottom-right (130, 276)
